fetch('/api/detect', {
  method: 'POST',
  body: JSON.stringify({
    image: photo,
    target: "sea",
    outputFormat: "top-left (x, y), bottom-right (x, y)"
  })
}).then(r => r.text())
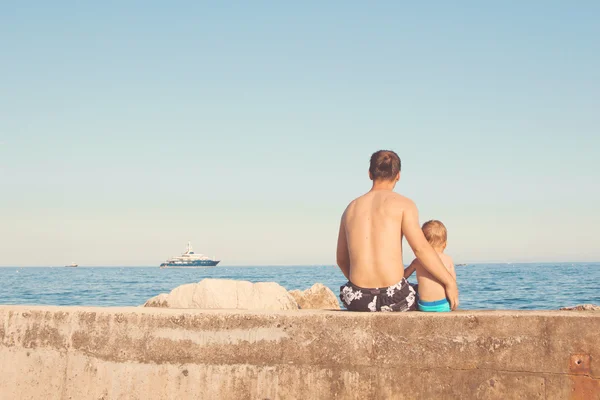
top-left (0, 263), bottom-right (598, 310)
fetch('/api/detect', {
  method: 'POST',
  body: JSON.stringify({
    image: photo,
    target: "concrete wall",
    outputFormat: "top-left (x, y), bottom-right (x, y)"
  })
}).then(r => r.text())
top-left (0, 306), bottom-right (598, 400)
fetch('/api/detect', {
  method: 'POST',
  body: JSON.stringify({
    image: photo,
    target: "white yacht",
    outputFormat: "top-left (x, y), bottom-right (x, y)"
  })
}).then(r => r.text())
top-left (160, 242), bottom-right (220, 268)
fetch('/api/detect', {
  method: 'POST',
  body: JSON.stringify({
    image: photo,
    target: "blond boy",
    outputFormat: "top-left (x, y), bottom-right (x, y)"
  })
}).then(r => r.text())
top-left (404, 220), bottom-right (456, 312)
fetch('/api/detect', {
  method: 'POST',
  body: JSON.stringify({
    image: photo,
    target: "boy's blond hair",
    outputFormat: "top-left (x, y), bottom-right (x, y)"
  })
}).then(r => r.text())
top-left (422, 220), bottom-right (447, 248)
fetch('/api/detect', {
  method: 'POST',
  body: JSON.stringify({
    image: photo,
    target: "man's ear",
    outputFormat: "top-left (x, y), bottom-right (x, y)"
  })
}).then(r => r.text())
top-left (395, 172), bottom-right (401, 182)
top-left (368, 170), bottom-right (373, 181)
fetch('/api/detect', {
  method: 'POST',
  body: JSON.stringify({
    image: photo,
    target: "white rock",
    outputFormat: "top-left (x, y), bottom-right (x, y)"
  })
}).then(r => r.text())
top-left (560, 304), bottom-right (600, 311)
top-left (289, 283), bottom-right (340, 310)
top-left (143, 293), bottom-right (169, 308)
top-left (144, 279), bottom-right (299, 310)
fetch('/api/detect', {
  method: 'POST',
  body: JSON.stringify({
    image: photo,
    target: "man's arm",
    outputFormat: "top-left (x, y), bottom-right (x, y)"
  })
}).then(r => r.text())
top-left (401, 200), bottom-right (459, 310)
top-left (404, 259), bottom-right (418, 279)
top-left (447, 256), bottom-right (457, 280)
top-left (336, 214), bottom-right (350, 280)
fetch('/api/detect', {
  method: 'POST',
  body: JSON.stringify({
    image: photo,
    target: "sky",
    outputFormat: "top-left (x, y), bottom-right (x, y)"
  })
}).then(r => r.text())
top-left (1, 2), bottom-right (599, 266)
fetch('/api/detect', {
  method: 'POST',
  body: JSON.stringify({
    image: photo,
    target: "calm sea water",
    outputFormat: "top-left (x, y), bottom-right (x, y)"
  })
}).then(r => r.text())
top-left (0, 263), bottom-right (598, 310)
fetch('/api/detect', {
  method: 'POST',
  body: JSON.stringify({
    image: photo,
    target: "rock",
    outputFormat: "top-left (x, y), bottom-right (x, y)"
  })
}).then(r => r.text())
top-left (143, 279), bottom-right (299, 310)
top-left (289, 283), bottom-right (340, 310)
top-left (143, 293), bottom-right (169, 308)
top-left (560, 304), bottom-right (600, 311)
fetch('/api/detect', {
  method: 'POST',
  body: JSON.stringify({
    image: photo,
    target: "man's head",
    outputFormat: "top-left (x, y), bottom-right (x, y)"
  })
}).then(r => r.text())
top-left (369, 150), bottom-right (401, 182)
top-left (422, 220), bottom-right (447, 250)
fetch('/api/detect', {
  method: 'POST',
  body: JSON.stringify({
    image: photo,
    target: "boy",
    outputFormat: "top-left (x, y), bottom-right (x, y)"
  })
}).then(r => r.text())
top-left (404, 220), bottom-right (456, 312)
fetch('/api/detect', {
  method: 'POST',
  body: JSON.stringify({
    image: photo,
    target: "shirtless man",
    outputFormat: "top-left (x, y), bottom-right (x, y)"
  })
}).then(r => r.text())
top-left (337, 150), bottom-right (459, 312)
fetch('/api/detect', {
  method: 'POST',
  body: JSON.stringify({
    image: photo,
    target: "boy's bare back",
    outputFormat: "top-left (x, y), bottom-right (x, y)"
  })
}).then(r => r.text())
top-left (413, 252), bottom-right (455, 303)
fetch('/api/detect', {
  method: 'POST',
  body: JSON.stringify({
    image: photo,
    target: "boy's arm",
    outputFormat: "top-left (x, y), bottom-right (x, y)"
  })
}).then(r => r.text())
top-left (404, 259), bottom-right (418, 279)
top-left (402, 200), bottom-right (459, 310)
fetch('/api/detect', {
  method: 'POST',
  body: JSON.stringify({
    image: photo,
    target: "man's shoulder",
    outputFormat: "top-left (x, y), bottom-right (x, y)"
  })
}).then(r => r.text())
top-left (389, 192), bottom-right (414, 203)
top-left (341, 197), bottom-right (360, 221)
top-left (383, 192), bottom-right (416, 210)
top-left (345, 192), bottom-right (371, 208)
top-left (344, 191), bottom-right (415, 215)
top-left (344, 197), bottom-right (360, 211)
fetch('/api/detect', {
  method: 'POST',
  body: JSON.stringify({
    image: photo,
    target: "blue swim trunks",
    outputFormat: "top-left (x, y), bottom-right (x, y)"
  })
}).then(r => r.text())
top-left (418, 298), bottom-right (451, 312)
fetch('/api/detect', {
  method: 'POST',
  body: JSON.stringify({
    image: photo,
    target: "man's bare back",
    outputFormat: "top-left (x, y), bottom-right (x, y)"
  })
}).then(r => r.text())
top-left (340, 190), bottom-right (409, 288)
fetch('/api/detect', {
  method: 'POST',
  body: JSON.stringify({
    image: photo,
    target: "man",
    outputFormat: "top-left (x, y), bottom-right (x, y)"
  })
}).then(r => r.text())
top-left (337, 150), bottom-right (459, 312)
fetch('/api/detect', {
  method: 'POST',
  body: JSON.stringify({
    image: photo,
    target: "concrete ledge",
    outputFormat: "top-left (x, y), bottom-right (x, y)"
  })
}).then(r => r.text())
top-left (1, 306), bottom-right (598, 399)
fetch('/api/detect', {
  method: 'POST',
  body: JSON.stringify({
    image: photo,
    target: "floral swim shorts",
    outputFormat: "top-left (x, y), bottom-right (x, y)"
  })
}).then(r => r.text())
top-left (340, 278), bottom-right (417, 312)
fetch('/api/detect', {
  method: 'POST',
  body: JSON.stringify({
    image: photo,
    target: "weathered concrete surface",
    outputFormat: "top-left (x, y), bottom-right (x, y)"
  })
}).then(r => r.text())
top-left (0, 306), bottom-right (598, 400)
top-left (143, 279), bottom-right (299, 310)
top-left (289, 283), bottom-right (341, 310)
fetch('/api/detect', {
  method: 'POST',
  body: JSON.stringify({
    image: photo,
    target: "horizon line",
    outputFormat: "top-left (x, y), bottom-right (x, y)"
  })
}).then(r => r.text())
top-left (1, 261), bottom-right (599, 268)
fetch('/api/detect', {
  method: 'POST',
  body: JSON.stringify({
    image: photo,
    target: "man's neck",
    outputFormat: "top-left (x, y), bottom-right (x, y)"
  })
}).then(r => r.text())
top-left (371, 180), bottom-right (396, 191)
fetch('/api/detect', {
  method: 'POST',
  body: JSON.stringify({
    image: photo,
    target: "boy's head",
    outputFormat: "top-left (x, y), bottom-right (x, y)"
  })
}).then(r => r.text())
top-left (422, 220), bottom-right (447, 250)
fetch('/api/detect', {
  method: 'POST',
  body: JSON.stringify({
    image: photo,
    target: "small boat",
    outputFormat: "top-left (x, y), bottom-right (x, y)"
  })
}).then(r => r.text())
top-left (65, 263), bottom-right (78, 268)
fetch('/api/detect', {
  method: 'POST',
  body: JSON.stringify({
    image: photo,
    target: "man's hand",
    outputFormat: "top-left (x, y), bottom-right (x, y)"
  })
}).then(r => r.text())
top-left (445, 280), bottom-right (459, 310)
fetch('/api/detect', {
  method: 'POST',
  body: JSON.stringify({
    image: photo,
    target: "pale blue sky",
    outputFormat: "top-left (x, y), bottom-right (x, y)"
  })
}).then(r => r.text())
top-left (1, 2), bottom-right (599, 266)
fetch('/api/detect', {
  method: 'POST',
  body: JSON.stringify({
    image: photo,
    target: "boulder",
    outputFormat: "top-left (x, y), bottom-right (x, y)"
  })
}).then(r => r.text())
top-left (143, 293), bottom-right (169, 308)
top-left (289, 283), bottom-right (340, 310)
top-left (143, 279), bottom-right (299, 310)
top-left (559, 304), bottom-right (600, 311)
